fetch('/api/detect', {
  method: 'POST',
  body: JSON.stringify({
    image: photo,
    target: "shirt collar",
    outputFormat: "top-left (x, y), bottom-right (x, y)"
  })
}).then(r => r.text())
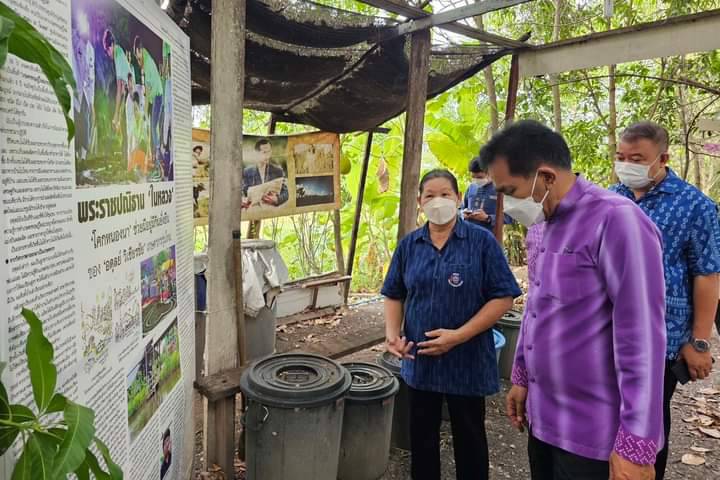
top-left (548, 174), bottom-right (588, 221)
top-left (417, 218), bottom-right (468, 243)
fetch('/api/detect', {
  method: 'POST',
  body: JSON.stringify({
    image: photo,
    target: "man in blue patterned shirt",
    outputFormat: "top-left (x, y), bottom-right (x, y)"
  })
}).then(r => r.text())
top-left (610, 121), bottom-right (720, 480)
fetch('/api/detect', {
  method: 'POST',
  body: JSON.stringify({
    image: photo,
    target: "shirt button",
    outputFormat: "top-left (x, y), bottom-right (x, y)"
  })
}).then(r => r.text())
top-left (527, 345), bottom-right (533, 351)
top-left (540, 247), bottom-right (546, 253)
top-left (530, 377), bottom-right (536, 383)
top-left (532, 313), bottom-right (537, 318)
top-left (535, 281), bottom-right (540, 286)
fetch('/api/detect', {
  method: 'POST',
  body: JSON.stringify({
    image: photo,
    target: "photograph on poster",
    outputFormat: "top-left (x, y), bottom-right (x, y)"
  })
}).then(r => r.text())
top-left (72, 0), bottom-right (174, 187)
top-left (296, 175), bottom-right (335, 207)
top-left (126, 319), bottom-right (181, 439)
top-left (160, 426), bottom-right (173, 479)
top-left (293, 142), bottom-right (335, 175)
top-left (192, 141), bottom-right (210, 219)
top-left (80, 288), bottom-right (113, 372)
top-left (242, 136), bottom-right (290, 214)
top-left (141, 245), bottom-right (177, 336)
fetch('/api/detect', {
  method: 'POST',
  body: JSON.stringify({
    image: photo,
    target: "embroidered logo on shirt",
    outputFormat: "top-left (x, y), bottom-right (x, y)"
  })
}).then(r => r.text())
top-left (448, 272), bottom-right (464, 287)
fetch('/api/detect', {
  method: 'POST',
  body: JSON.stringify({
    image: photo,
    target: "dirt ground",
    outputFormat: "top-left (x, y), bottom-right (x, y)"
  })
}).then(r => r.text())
top-left (194, 298), bottom-right (720, 479)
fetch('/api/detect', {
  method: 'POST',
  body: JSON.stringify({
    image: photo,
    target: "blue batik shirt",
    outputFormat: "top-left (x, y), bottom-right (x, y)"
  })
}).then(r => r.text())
top-left (381, 219), bottom-right (522, 396)
top-left (610, 169), bottom-right (720, 359)
top-left (462, 182), bottom-right (513, 230)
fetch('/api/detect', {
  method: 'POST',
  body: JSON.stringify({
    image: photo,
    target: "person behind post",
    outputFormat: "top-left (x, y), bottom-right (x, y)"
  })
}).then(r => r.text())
top-left (242, 138), bottom-right (289, 208)
top-left (610, 121), bottom-right (720, 480)
top-left (382, 169), bottom-right (521, 480)
top-left (462, 156), bottom-right (513, 230)
top-left (481, 120), bottom-right (665, 480)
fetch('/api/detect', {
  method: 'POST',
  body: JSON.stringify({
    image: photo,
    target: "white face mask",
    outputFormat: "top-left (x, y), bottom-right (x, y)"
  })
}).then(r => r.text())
top-left (422, 197), bottom-right (458, 225)
top-left (503, 171), bottom-right (549, 228)
top-left (614, 155), bottom-right (661, 189)
top-left (473, 178), bottom-right (491, 188)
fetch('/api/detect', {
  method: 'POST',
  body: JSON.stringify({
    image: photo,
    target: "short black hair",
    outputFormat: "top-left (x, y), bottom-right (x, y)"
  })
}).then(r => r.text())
top-left (103, 30), bottom-right (115, 50)
top-left (254, 138), bottom-right (271, 151)
top-left (468, 156), bottom-right (486, 174)
top-left (193, 145), bottom-right (203, 153)
top-left (163, 428), bottom-right (171, 441)
top-left (419, 169), bottom-right (459, 195)
top-left (620, 121), bottom-right (669, 151)
top-left (479, 120), bottom-right (572, 177)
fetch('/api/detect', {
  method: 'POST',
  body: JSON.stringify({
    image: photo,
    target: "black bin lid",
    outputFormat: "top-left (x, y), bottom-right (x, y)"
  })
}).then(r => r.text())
top-left (240, 353), bottom-right (352, 408)
top-left (342, 362), bottom-right (399, 403)
top-left (377, 351), bottom-right (401, 376)
top-left (498, 309), bottom-right (523, 327)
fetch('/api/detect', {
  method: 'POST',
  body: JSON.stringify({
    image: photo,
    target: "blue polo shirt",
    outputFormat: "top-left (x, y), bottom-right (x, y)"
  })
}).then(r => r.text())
top-left (462, 182), bottom-right (513, 230)
top-left (381, 219), bottom-right (521, 396)
top-left (610, 169), bottom-right (720, 359)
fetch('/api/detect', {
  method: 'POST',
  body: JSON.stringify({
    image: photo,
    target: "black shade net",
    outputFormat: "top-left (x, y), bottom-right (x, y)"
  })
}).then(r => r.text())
top-left (167, 0), bottom-right (510, 133)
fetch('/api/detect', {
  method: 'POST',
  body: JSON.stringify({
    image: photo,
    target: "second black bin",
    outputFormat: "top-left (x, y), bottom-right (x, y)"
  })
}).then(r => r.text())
top-left (338, 362), bottom-right (400, 480)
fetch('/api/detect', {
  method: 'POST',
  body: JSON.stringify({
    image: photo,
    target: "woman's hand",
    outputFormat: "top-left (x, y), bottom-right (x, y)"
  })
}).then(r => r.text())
top-left (386, 336), bottom-right (415, 360)
top-left (416, 329), bottom-right (464, 356)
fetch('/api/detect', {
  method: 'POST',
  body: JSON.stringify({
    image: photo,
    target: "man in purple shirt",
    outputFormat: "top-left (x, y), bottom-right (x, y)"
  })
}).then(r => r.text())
top-left (480, 120), bottom-right (666, 480)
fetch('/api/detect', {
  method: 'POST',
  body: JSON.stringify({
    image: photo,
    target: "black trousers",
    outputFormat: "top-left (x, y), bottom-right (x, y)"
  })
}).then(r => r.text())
top-left (528, 433), bottom-right (609, 480)
top-left (655, 361), bottom-right (679, 480)
top-left (715, 299), bottom-right (720, 335)
top-left (408, 386), bottom-right (488, 480)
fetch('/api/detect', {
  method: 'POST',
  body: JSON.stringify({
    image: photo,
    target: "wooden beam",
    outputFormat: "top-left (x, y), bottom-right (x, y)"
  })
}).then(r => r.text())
top-left (387, 0), bottom-right (532, 40)
top-left (494, 54), bottom-right (520, 244)
top-left (357, 0), bottom-right (528, 48)
top-left (398, 30), bottom-right (431, 240)
top-left (345, 131), bottom-right (374, 303)
top-left (518, 9), bottom-right (720, 77)
top-left (204, 0), bottom-right (246, 475)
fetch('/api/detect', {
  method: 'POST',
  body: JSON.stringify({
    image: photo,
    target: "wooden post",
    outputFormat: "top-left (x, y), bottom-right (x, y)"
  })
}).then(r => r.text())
top-left (494, 54), bottom-right (520, 244)
top-left (345, 131), bottom-right (374, 303)
top-left (398, 29), bottom-right (431, 240)
top-left (333, 209), bottom-right (346, 276)
top-left (204, 0), bottom-right (246, 475)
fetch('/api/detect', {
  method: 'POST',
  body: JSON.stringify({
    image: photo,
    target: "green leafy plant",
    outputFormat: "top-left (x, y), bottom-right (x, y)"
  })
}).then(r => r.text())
top-left (0, 308), bottom-right (123, 479)
top-left (0, 2), bottom-right (75, 141)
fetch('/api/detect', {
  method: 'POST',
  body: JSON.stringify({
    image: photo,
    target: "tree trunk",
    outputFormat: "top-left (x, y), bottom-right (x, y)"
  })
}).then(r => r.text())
top-left (550, 0), bottom-right (563, 132)
top-left (608, 64), bottom-right (617, 166)
top-left (474, 13), bottom-right (499, 133)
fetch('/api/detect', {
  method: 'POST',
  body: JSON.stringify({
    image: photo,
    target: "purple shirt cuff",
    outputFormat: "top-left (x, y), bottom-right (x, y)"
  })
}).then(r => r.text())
top-left (511, 364), bottom-right (528, 387)
top-left (613, 426), bottom-right (658, 465)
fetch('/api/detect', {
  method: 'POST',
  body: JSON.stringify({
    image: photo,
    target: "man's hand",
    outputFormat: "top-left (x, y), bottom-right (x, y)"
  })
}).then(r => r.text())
top-left (464, 210), bottom-right (489, 223)
top-left (262, 191), bottom-right (279, 205)
top-left (679, 343), bottom-right (713, 381)
top-left (386, 336), bottom-right (414, 360)
top-left (609, 451), bottom-right (655, 480)
top-left (416, 329), bottom-right (463, 356)
top-left (506, 385), bottom-right (528, 432)
top-left (241, 199), bottom-right (252, 209)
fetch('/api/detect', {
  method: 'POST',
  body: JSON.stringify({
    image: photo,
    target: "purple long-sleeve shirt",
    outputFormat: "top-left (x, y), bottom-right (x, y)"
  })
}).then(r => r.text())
top-left (511, 176), bottom-right (666, 465)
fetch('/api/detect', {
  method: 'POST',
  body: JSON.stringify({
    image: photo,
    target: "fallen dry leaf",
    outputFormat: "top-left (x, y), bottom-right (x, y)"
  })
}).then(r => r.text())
top-left (690, 446), bottom-right (712, 453)
top-left (681, 453), bottom-right (706, 466)
top-left (699, 427), bottom-right (720, 439)
top-left (683, 416), bottom-right (700, 423)
top-left (697, 415), bottom-right (715, 427)
top-left (699, 388), bottom-right (720, 396)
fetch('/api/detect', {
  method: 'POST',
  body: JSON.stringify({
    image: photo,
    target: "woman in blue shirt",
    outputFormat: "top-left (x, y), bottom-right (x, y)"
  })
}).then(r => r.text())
top-left (462, 156), bottom-right (513, 230)
top-left (382, 169), bottom-right (521, 480)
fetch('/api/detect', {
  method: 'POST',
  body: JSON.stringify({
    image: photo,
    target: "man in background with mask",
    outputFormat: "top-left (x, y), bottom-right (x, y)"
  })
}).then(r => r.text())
top-left (610, 121), bottom-right (720, 480)
top-left (482, 120), bottom-right (666, 480)
top-left (462, 156), bottom-right (513, 230)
